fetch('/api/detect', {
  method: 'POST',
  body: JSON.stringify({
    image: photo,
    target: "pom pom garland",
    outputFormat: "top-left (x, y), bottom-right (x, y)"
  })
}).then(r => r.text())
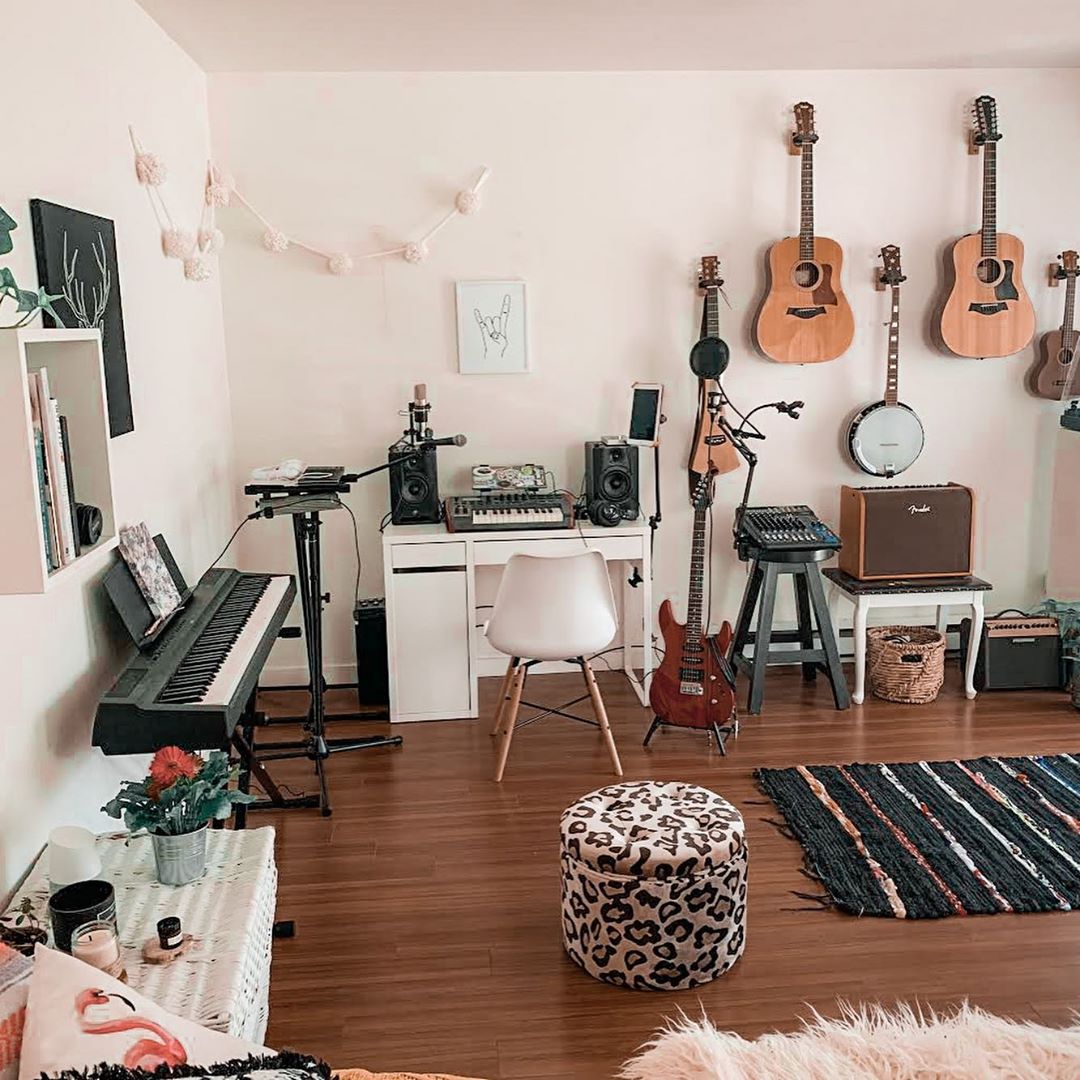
top-left (262, 228), bottom-right (290, 253)
top-left (161, 227), bottom-right (194, 259)
top-left (183, 256), bottom-right (212, 282)
top-left (134, 152), bottom-right (168, 186)
top-left (327, 252), bottom-right (354, 276)
top-left (455, 189), bottom-right (481, 215)
top-left (130, 127), bottom-right (488, 283)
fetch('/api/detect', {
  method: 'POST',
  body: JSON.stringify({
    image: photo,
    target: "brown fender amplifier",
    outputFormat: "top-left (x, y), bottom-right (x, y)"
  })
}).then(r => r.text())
top-left (838, 483), bottom-right (974, 580)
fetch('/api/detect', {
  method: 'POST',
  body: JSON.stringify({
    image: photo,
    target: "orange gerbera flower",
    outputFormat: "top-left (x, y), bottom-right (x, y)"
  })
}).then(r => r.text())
top-left (148, 746), bottom-right (202, 791)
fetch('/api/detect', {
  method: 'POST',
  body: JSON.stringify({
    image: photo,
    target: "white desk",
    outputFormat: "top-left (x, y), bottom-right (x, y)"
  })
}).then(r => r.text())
top-left (382, 521), bottom-right (652, 723)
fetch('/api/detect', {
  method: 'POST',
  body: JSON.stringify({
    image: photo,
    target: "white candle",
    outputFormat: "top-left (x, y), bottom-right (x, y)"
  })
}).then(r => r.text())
top-left (72, 926), bottom-right (120, 970)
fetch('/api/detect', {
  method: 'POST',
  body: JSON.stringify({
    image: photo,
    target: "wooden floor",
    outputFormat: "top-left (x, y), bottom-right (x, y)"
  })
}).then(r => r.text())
top-left (258, 665), bottom-right (1080, 1079)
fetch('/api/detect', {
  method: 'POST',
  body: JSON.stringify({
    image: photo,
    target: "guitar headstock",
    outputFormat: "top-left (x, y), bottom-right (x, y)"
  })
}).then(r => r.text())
top-left (792, 102), bottom-right (818, 147)
top-left (698, 255), bottom-right (723, 291)
top-left (690, 467), bottom-right (718, 510)
top-left (972, 95), bottom-right (1002, 145)
top-left (1063, 250), bottom-right (1079, 276)
top-left (879, 245), bottom-right (906, 287)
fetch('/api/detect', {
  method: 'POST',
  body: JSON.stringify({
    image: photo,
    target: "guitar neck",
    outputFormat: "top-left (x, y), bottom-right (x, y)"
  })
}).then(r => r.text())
top-left (799, 142), bottom-right (815, 261)
top-left (981, 140), bottom-right (997, 258)
top-left (885, 282), bottom-right (901, 405)
top-left (1063, 273), bottom-right (1076, 339)
top-left (703, 287), bottom-right (719, 338)
top-left (684, 505), bottom-right (708, 648)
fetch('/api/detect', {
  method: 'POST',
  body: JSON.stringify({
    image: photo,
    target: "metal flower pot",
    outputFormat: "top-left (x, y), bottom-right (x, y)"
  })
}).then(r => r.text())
top-left (150, 826), bottom-right (208, 886)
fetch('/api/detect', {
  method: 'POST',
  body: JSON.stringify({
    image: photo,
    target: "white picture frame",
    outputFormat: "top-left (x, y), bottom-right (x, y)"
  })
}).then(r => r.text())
top-left (455, 280), bottom-right (529, 374)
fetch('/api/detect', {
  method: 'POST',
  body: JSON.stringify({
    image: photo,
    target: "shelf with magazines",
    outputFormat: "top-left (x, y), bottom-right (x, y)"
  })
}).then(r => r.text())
top-left (0, 328), bottom-right (117, 594)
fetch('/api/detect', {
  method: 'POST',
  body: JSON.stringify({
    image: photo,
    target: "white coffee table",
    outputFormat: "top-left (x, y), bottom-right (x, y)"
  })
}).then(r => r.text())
top-left (823, 569), bottom-right (992, 705)
top-left (6, 827), bottom-right (277, 1045)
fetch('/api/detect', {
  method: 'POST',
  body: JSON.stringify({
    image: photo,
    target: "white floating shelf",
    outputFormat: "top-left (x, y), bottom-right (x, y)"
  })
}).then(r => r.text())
top-left (0, 328), bottom-right (118, 594)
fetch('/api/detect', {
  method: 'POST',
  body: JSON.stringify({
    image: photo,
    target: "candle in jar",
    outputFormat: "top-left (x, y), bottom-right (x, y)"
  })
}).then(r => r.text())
top-left (72, 925), bottom-right (120, 970)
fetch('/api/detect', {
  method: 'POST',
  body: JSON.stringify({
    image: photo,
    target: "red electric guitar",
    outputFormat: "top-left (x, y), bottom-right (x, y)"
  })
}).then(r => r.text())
top-left (645, 469), bottom-right (738, 751)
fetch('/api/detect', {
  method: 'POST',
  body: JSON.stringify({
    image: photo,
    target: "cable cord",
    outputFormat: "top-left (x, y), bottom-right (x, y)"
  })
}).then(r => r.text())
top-left (342, 500), bottom-right (363, 606)
top-left (208, 512), bottom-right (259, 570)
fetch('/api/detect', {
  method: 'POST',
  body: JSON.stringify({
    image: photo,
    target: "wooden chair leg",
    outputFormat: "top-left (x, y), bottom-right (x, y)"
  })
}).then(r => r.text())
top-left (494, 665), bottom-right (527, 782)
top-left (490, 658), bottom-right (518, 736)
top-left (582, 659), bottom-right (623, 777)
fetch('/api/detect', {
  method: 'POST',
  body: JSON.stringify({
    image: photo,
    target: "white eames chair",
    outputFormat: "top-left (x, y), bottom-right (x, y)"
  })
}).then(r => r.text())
top-left (485, 550), bottom-right (624, 782)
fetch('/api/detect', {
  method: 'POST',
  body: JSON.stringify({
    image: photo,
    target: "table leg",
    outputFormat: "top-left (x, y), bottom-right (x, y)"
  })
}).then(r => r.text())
top-left (852, 599), bottom-right (869, 705)
top-left (964, 593), bottom-right (984, 700)
top-left (936, 605), bottom-right (949, 635)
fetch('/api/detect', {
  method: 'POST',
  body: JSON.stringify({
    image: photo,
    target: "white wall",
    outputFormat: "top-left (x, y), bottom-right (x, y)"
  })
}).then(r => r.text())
top-left (210, 70), bottom-right (1079, 685)
top-left (0, 0), bottom-right (235, 895)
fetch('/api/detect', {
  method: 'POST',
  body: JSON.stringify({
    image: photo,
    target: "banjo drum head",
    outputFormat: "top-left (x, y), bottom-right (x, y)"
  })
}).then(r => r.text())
top-left (848, 402), bottom-right (924, 477)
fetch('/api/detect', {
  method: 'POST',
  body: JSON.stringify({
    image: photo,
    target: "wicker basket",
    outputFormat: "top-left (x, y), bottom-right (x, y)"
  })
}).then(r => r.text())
top-left (867, 625), bottom-right (946, 704)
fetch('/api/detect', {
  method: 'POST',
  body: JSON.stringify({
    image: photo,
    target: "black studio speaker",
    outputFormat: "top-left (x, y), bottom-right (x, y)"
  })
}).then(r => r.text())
top-left (584, 441), bottom-right (639, 527)
top-left (388, 446), bottom-right (442, 525)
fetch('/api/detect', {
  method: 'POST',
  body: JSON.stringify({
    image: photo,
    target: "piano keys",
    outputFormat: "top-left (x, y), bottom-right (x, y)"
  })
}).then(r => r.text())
top-left (94, 567), bottom-right (296, 756)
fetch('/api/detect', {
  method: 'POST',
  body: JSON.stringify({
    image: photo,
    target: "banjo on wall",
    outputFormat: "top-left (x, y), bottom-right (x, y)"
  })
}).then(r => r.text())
top-left (847, 245), bottom-right (924, 478)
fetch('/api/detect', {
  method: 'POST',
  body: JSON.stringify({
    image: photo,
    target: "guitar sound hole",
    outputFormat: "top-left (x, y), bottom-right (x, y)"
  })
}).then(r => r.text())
top-left (1057, 348), bottom-right (1075, 367)
top-left (975, 257), bottom-right (1004, 285)
top-left (793, 261), bottom-right (821, 290)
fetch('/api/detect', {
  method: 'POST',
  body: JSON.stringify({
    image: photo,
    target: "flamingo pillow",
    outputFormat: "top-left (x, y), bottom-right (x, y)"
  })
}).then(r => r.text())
top-left (19, 947), bottom-right (328, 1080)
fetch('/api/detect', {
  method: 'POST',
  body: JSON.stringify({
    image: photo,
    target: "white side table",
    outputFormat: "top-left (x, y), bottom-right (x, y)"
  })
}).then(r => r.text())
top-left (823, 569), bottom-right (992, 705)
top-left (6, 827), bottom-right (277, 1045)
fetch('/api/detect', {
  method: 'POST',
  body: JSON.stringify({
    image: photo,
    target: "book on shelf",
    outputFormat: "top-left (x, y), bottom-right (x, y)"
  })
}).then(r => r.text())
top-left (28, 367), bottom-right (79, 568)
top-left (58, 415), bottom-right (81, 558)
top-left (27, 371), bottom-right (59, 570)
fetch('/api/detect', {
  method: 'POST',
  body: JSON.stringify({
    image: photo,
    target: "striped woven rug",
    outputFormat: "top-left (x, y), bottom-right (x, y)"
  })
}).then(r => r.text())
top-left (757, 755), bottom-right (1080, 918)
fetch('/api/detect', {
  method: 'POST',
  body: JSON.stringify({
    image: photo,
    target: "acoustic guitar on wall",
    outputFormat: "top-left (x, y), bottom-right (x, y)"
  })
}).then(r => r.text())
top-left (1028, 251), bottom-right (1079, 400)
top-left (938, 95), bottom-right (1035, 359)
top-left (753, 101), bottom-right (854, 364)
top-left (688, 255), bottom-right (739, 490)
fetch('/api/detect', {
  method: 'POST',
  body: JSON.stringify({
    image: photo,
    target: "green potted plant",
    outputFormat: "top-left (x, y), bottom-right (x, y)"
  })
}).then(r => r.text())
top-left (102, 747), bottom-right (254, 885)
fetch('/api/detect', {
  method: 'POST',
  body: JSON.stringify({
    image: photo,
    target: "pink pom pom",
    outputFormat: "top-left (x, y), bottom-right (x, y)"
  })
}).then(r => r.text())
top-left (134, 152), bottom-right (168, 186)
top-left (183, 256), bottom-right (212, 282)
top-left (161, 228), bottom-right (194, 259)
top-left (262, 228), bottom-right (289, 253)
top-left (403, 241), bottom-right (429, 264)
top-left (205, 180), bottom-right (231, 208)
top-left (455, 189), bottom-right (481, 215)
top-left (327, 252), bottom-right (354, 276)
top-left (198, 226), bottom-right (225, 254)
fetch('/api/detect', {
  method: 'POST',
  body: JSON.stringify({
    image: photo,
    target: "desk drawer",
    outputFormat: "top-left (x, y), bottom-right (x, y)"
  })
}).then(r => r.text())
top-left (473, 534), bottom-right (642, 566)
top-left (391, 542), bottom-right (466, 570)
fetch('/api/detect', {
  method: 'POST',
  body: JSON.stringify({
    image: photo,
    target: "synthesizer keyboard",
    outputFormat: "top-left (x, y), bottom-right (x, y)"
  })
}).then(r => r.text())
top-left (445, 491), bottom-right (573, 532)
top-left (736, 505), bottom-right (841, 559)
top-left (94, 568), bottom-right (296, 755)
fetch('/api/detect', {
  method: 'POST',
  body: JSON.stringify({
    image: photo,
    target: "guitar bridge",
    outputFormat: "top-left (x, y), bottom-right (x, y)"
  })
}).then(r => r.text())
top-left (679, 681), bottom-right (704, 696)
top-left (968, 301), bottom-right (1008, 315)
top-left (786, 306), bottom-right (826, 320)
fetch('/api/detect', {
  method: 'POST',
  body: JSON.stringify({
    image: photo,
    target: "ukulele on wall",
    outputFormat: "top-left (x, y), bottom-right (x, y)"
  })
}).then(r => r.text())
top-left (1028, 251), bottom-right (1080, 399)
top-left (938, 95), bottom-right (1035, 359)
top-left (645, 468), bottom-right (737, 751)
top-left (688, 256), bottom-right (739, 490)
top-left (847, 245), bottom-right (924, 478)
top-left (753, 102), bottom-right (854, 364)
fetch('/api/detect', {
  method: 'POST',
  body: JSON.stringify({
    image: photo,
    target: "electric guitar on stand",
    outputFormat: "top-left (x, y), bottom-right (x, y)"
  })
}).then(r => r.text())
top-left (847, 245), bottom-right (925, 477)
top-left (938, 95), bottom-right (1035, 359)
top-left (1028, 250), bottom-right (1080, 400)
top-left (753, 102), bottom-right (854, 364)
top-left (645, 469), bottom-right (738, 753)
top-left (688, 256), bottom-right (739, 493)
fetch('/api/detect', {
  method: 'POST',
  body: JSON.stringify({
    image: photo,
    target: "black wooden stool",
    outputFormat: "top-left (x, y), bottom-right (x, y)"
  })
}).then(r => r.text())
top-left (728, 549), bottom-right (850, 715)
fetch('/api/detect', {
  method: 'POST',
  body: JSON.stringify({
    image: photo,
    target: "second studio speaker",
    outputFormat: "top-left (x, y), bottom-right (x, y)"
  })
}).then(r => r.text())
top-left (584, 441), bottom-right (639, 527)
top-left (388, 446), bottom-right (442, 525)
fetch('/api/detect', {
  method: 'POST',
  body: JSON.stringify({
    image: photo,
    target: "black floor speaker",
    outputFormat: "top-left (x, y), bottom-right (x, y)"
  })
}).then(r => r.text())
top-left (354, 598), bottom-right (389, 706)
top-left (389, 446), bottom-right (441, 524)
top-left (584, 441), bottom-right (639, 526)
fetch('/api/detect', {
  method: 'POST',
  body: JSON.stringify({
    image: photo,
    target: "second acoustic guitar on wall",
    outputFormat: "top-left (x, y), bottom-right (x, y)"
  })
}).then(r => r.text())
top-left (753, 101), bottom-right (854, 365)
top-left (937, 95), bottom-right (1035, 360)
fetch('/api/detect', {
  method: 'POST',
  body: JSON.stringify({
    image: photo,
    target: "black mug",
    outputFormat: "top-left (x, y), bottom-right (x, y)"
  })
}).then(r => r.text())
top-left (48, 879), bottom-right (117, 953)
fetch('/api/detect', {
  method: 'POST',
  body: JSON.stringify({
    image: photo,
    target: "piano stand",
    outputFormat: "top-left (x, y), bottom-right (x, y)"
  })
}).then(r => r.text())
top-left (251, 496), bottom-right (403, 816)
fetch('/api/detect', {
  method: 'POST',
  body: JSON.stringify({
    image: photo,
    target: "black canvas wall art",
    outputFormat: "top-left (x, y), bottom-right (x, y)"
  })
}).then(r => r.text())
top-left (30, 199), bottom-right (134, 437)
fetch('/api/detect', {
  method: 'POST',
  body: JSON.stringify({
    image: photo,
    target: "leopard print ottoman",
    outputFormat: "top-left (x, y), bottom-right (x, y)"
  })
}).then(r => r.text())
top-left (560, 780), bottom-right (747, 990)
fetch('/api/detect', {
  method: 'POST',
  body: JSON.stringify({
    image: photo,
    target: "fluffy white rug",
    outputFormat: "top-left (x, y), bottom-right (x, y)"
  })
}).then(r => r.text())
top-left (619, 1002), bottom-right (1080, 1080)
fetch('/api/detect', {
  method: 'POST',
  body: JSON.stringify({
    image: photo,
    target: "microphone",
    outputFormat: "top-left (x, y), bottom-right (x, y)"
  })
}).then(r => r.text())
top-left (777, 400), bottom-right (804, 419)
top-left (421, 433), bottom-right (468, 448)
